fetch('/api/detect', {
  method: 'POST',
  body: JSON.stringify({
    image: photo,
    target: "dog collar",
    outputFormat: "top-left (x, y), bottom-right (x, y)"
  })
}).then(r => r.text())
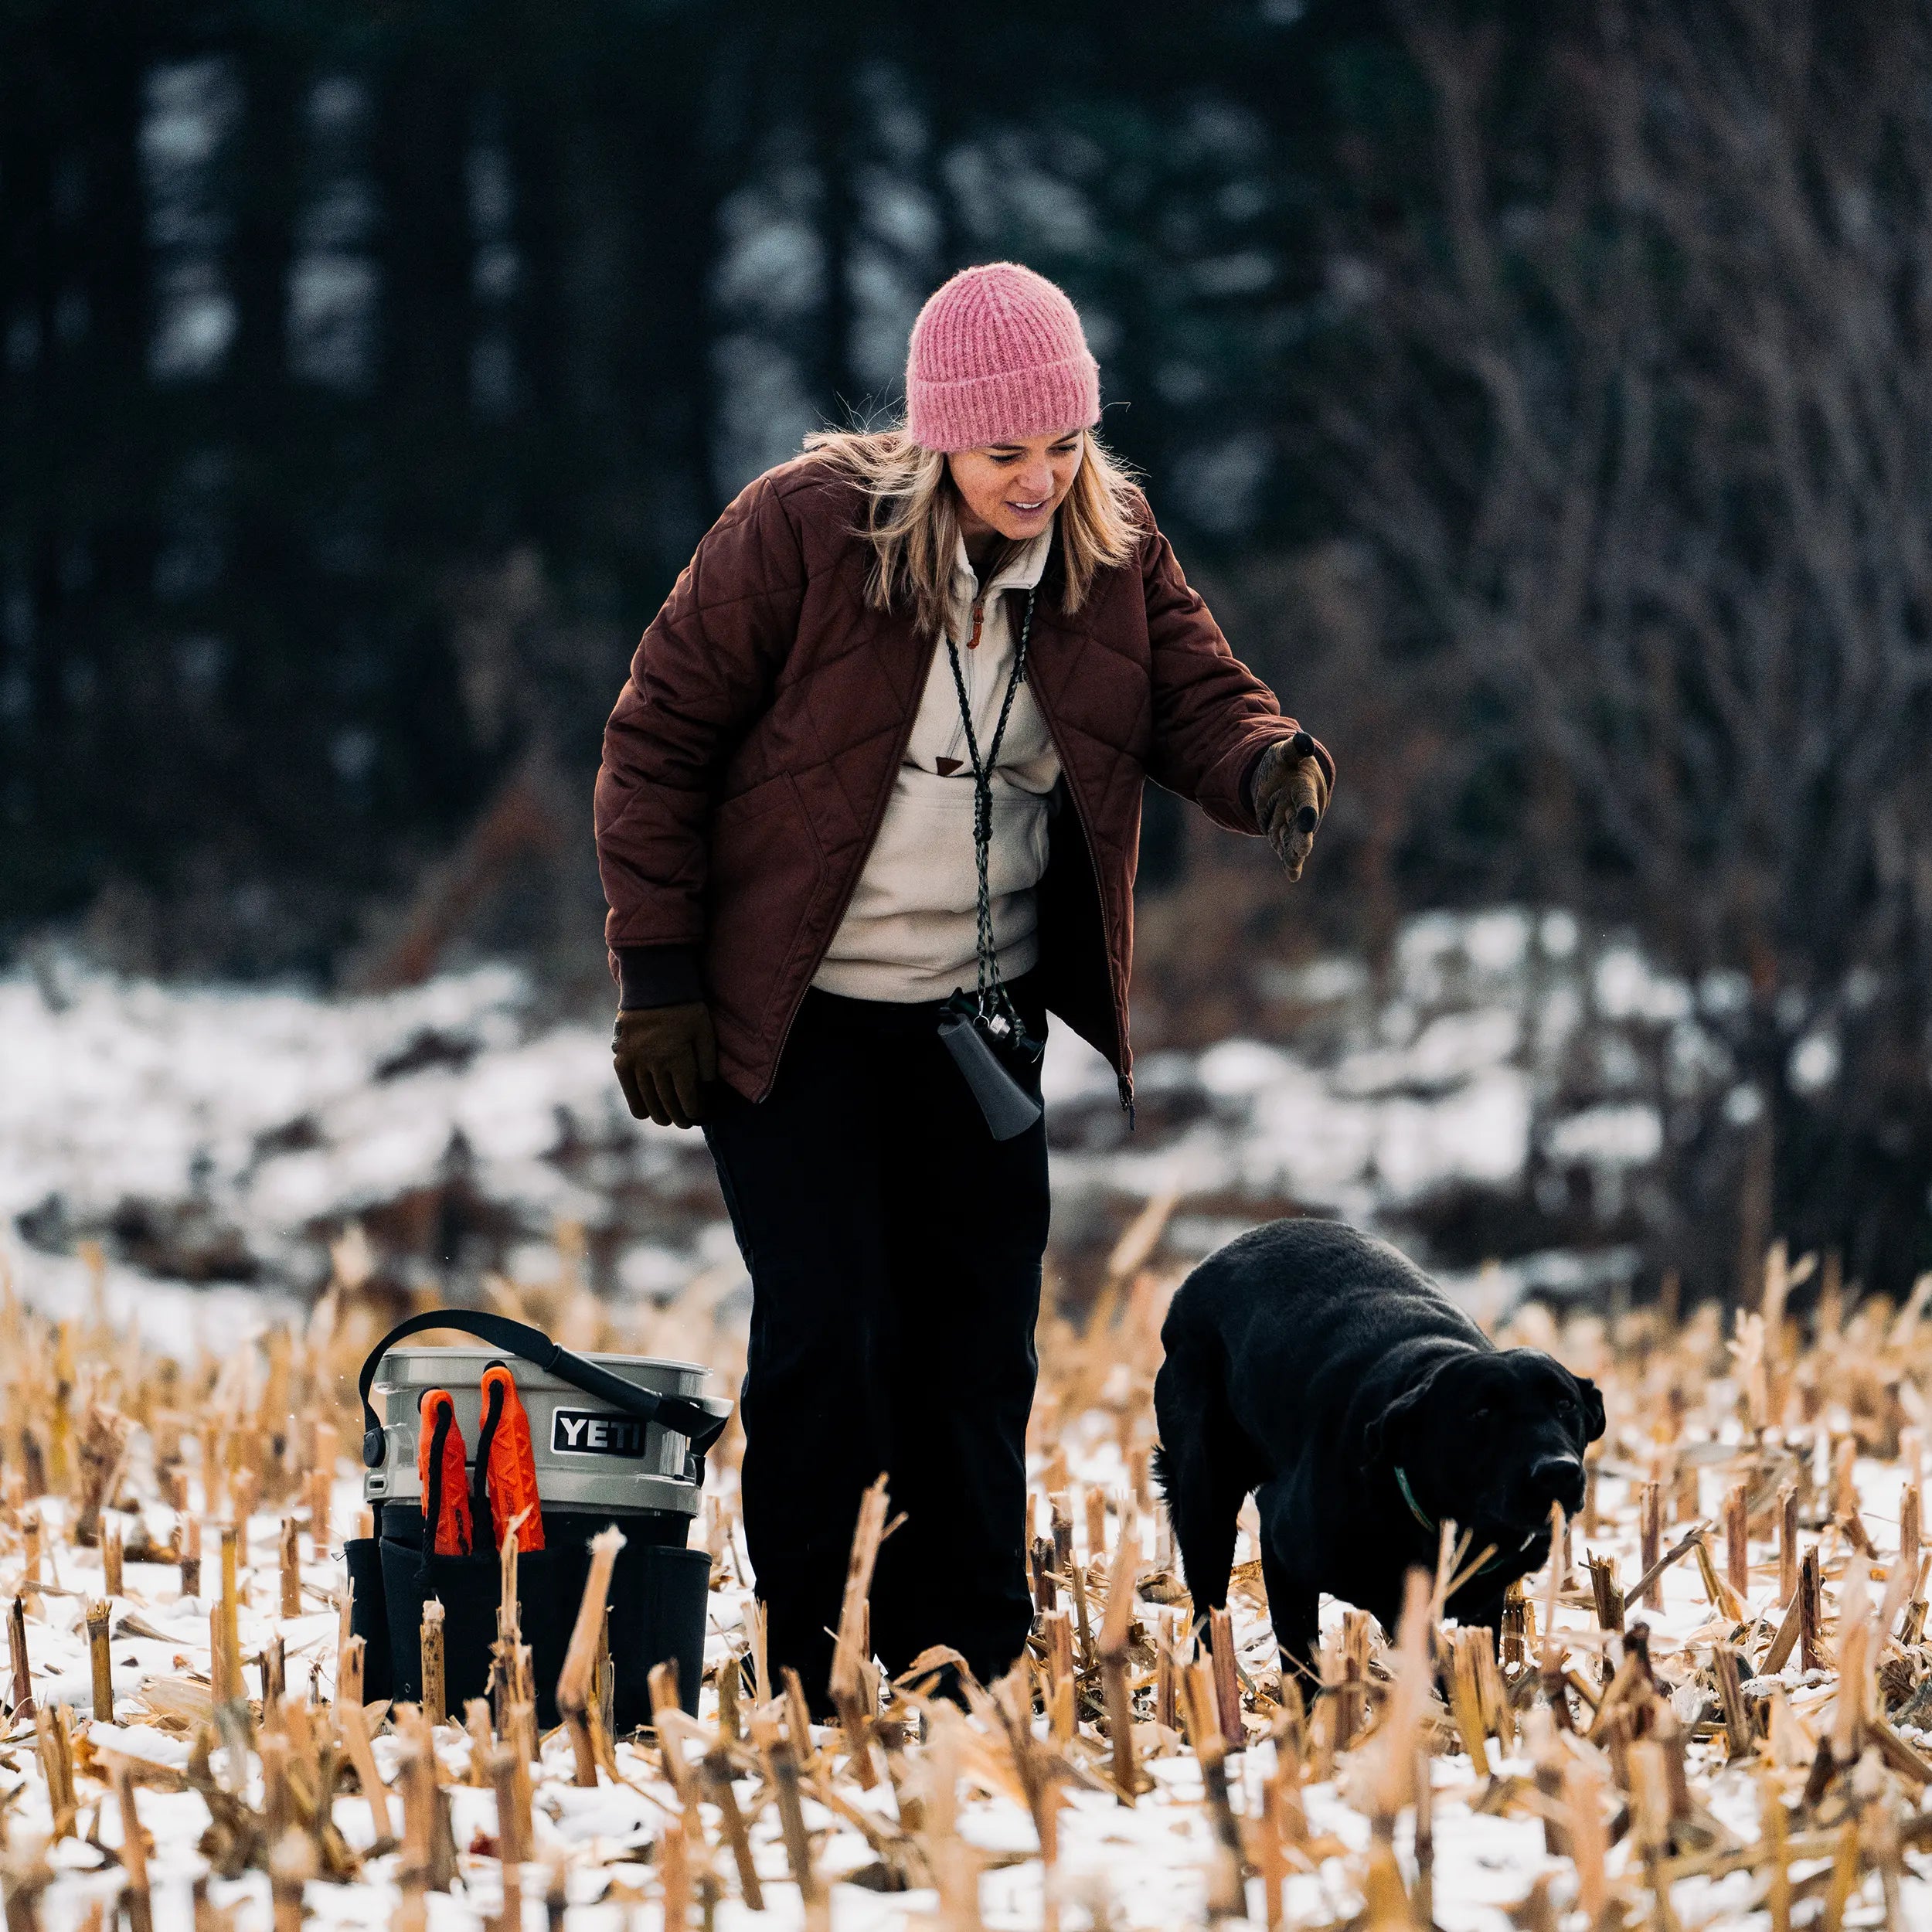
top-left (1393, 1464), bottom-right (1435, 1533)
top-left (1393, 1465), bottom-right (1511, 1580)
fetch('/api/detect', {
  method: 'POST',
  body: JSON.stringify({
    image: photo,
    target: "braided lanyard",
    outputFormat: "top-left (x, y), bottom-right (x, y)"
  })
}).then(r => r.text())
top-left (944, 584), bottom-right (1039, 1036)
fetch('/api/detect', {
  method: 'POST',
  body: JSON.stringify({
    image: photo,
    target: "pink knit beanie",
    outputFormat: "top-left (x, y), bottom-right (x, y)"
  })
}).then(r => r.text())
top-left (905, 262), bottom-right (1101, 452)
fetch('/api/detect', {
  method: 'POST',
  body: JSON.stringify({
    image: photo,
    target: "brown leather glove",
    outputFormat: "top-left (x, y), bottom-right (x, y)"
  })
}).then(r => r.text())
top-left (612, 1002), bottom-right (718, 1129)
top-left (1251, 731), bottom-right (1331, 882)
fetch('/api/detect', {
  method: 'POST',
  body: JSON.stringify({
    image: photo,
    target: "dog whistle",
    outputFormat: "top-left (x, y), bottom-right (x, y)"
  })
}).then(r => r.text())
top-left (938, 1009), bottom-right (1043, 1141)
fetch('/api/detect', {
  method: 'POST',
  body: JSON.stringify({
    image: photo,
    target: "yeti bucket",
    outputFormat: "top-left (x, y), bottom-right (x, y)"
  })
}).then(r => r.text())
top-left (342, 1310), bottom-right (732, 1730)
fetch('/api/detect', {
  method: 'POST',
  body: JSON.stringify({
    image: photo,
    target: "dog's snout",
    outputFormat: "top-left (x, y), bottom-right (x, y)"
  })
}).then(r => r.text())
top-left (1530, 1453), bottom-right (1585, 1509)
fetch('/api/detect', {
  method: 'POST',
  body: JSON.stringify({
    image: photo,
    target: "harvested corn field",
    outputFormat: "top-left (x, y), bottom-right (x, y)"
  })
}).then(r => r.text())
top-left (2, 1232), bottom-right (1930, 1931)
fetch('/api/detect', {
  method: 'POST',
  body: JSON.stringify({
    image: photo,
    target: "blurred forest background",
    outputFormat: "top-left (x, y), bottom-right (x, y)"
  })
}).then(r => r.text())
top-left (4, 0), bottom-right (1930, 1298)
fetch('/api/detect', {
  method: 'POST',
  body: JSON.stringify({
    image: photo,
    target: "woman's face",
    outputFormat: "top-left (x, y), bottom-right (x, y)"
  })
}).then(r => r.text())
top-left (947, 428), bottom-right (1085, 544)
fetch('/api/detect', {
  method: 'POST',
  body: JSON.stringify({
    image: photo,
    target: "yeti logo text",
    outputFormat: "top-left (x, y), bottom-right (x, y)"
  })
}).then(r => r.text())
top-left (550, 1410), bottom-right (648, 1458)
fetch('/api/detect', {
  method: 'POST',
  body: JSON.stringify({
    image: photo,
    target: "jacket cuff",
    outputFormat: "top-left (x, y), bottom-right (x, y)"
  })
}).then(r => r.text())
top-left (614, 944), bottom-right (705, 1010)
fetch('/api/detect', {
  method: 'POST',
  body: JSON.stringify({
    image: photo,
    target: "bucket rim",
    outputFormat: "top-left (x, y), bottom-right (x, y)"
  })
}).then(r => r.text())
top-left (372, 1345), bottom-right (711, 1376)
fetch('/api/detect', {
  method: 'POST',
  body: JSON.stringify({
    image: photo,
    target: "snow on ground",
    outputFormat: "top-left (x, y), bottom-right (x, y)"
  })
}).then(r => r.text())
top-left (4, 1344), bottom-right (1930, 1930)
top-left (1, 908), bottom-right (1741, 1321)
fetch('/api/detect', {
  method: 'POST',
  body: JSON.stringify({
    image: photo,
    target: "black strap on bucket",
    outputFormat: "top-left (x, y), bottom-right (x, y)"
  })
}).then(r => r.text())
top-left (468, 1373), bottom-right (508, 1537)
top-left (359, 1309), bottom-right (730, 1469)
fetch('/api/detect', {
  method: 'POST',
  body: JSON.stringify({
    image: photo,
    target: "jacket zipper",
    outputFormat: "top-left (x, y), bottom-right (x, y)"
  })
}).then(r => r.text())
top-left (1026, 660), bottom-right (1136, 1124)
top-left (753, 630), bottom-right (944, 1104)
top-left (757, 581), bottom-right (1131, 1117)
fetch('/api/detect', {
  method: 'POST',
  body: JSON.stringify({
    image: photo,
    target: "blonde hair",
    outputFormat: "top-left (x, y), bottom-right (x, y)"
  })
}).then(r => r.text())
top-left (798, 421), bottom-right (1148, 639)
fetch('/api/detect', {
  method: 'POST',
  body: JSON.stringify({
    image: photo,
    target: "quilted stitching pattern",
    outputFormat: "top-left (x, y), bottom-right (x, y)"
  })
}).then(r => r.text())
top-left (595, 456), bottom-right (1327, 1101)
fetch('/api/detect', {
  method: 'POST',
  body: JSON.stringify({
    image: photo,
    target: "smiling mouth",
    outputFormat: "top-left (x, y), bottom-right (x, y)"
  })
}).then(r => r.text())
top-left (1008, 500), bottom-right (1046, 512)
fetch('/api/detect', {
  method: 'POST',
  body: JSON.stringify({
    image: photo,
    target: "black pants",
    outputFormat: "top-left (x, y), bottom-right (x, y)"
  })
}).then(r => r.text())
top-left (703, 976), bottom-right (1049, 1710)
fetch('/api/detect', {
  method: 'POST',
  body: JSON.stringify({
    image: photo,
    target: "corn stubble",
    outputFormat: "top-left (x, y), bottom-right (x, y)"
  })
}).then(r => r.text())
top-left (2, 1232), bottom-right (1931, 1929)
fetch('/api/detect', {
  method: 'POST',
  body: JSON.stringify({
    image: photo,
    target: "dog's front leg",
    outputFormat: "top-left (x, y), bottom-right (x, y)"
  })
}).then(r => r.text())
top-left (1252, 1476), bottom-right (1323, 1680)
top-left (1259, 1543), bottom-right (1321, 1684)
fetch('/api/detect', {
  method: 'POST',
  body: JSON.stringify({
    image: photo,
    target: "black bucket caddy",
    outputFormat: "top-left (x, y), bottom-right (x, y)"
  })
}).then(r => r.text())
top-left (344, 1310), bottom-right (732, 1730)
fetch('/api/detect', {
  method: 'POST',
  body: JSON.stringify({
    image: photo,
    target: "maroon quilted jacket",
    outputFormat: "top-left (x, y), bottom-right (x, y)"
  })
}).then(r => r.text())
top-left (594, 451), bottom-right (1334, 1108)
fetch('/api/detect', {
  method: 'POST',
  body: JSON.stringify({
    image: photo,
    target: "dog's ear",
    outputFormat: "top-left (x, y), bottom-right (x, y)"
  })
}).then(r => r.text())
top-left (1363, 1366), bottom-right (1444, 1465)
top-left (1573, 1374), bottom-right (1606, 1444)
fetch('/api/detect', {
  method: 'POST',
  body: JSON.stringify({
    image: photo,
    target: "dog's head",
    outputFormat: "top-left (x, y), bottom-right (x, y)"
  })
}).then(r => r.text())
top-left (1365, 1349), bottom-right (1605, 1544)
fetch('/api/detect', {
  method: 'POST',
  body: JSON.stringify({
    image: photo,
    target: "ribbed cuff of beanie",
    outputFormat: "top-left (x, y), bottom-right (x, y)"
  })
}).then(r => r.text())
top-left (908, 354), bottom-right (1100, 452)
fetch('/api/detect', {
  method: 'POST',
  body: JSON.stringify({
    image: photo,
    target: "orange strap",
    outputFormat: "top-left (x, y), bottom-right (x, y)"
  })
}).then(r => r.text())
top-left (481, 1364), bottom-right (546, 1552)
top-left (417, 1389), bottom-right (473, 1556)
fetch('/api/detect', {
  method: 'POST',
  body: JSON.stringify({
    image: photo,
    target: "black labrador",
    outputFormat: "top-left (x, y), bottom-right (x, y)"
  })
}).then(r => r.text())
top-left (1153, 1218), bottom-right (1604, 1668)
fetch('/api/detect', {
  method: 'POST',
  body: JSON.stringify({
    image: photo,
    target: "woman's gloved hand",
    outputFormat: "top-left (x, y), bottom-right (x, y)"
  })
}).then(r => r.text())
top-left (1251, 730), bottom-right (1331, 882)
top-left (612, 1002), bottom-right (718, 1129)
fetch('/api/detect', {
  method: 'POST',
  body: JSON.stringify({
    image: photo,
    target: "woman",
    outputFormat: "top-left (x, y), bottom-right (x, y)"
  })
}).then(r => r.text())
top-left (596, 261), bottom-right (1333, 1709)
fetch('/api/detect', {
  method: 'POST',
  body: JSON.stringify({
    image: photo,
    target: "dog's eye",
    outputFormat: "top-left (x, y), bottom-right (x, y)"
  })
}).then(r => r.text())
top-left (1471, 1405), bottom-right (1493, 1423)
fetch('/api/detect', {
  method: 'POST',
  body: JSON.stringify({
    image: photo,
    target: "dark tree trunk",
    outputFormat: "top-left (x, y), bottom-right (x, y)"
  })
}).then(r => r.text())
top-left (375, 43), bottom-right (474, 426)
top-left (811, 14), bottom-right (859, 422)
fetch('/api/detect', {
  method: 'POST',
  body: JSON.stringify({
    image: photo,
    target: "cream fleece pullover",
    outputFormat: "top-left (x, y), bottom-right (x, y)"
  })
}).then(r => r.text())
top-left (812, 523), bottom-right (1061, 1002)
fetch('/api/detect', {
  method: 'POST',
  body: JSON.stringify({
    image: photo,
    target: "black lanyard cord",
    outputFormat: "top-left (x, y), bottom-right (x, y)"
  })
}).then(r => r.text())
top-left (944, 585), bottom-right (1039, 1036)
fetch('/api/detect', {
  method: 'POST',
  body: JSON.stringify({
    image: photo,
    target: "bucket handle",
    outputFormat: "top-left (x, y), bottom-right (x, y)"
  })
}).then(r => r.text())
top-left (358, 1309), bottom-right (730, 1468)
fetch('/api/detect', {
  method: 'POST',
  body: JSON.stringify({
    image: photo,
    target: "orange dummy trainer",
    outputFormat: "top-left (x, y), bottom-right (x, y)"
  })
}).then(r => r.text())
top-left (417, 1388), bottom-right (473, 1556)
top-left (474, 1362), bottom-right (546, 1553)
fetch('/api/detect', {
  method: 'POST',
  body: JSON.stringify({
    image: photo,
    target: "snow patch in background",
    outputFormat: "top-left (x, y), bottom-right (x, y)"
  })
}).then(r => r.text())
top-left (2, 907), bottom-right (1745, 1321)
